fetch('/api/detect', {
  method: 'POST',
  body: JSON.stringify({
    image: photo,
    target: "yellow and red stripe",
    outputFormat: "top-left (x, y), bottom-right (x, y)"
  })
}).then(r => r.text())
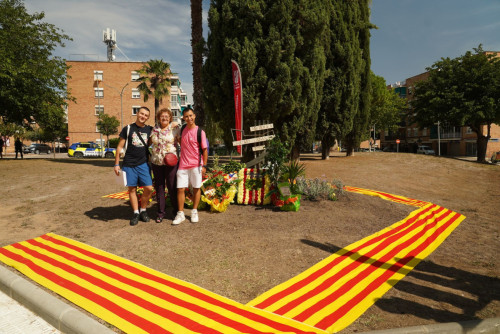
top-left (102, 190), bottom-right (129, 199)
top-left (248, 187), bottom-right (465, 333)
top-left (344, 186), bottom-right (429, 207)
top-left (0, 233), bottom-right (325, 334)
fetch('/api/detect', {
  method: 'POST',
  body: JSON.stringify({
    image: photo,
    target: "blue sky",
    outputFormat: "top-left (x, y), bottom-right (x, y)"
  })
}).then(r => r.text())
top-left (23, 0), bottom-right (500, 101)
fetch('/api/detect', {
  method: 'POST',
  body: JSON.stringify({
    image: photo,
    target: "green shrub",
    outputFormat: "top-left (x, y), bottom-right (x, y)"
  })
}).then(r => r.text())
top-left (221, 160), bottom-right (246, 174)
top-left (108, 137), bottom-right (120, 148)
top-left (295, 177), bottom-right (344, 201)
top-left (264, 138), bottom-right (290, 185)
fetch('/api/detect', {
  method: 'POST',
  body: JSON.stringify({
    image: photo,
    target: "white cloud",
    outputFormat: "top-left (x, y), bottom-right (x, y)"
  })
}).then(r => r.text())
top-left (23, 0), bottom-right (196, 101)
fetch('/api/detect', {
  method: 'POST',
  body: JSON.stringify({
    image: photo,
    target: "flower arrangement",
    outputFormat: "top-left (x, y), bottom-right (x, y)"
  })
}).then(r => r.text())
top-left (237, 168), bottom-right (271, 205)
top-left (201, 170), bottom-right (239, 212)
top-left (272, 182), bottom-right (301, 211)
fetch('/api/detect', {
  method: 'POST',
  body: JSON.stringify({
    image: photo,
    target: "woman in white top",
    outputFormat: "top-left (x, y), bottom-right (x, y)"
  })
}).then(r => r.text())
top-left (149, 108), bottom-right (180, 223)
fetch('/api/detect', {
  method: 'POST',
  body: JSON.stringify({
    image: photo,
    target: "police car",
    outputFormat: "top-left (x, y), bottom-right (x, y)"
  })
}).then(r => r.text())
top-left (68, 142), bottom-right (116, 158)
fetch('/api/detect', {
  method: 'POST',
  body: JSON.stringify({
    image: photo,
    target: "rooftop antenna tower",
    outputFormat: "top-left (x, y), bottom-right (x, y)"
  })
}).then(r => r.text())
top-left (103, 28), bottom-right (117, 61)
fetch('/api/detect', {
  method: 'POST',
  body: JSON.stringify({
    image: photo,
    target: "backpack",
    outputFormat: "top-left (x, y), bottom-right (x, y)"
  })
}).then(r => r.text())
top-left (180, 124), bottom-right (209, 157)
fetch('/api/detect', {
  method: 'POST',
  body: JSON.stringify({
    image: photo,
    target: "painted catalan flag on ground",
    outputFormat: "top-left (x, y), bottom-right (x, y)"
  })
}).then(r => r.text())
top-left (247, 193), bottom-right (465, 333)
top-left (102, 189), bottom-right (130, 200)
top-left (0, 233), bottom-right (325, 334)
top-left (0, 187), bottom-right (465, 333)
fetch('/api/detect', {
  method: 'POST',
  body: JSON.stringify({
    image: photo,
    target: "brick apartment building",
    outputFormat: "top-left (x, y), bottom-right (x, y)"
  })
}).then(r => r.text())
top-left (381, 70), bottom-right (500, 158)
top-left (66, 60), bottom-right (188, 144)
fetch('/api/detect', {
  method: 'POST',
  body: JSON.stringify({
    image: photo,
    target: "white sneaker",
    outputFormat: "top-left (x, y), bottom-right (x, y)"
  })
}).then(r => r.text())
top-left (191, 209), bottom-right (199, 223)
top-left (172, 211), bottom-right (185, 225)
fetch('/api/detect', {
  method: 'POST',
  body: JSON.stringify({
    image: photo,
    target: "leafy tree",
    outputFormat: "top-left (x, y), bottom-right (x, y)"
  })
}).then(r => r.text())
top-left (35, 102), bottom-right (67, 157)
top-left (412, 46), bottom-right (500, 162)
top-left (191, 0), bottom-right (205, 126)
top-left (316, 1), bottom-right (373, 159)
top-left (136, 59), bottom-right (171, 119)
top-left (0, 122), bottom-right (25, 139)
top-left (204, 0), bottom-right (328, 161)
top-left (368, 72), bottom-right (407, 142)
top-left (0, 0), bottom-right (72, 124)
top-left (96, 113), bottom-right (120, 148)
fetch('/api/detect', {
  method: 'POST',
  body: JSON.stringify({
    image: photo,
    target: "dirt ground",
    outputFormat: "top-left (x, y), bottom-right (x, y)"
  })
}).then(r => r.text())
top-left (0, 152), bottom-right (499, 333)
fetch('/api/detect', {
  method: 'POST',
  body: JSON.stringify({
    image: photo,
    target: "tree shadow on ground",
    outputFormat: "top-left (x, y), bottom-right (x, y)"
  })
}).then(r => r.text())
top-left (49, 158), bottom-right (115, 168)
top-left (301, 239), bottom-right (500, 325)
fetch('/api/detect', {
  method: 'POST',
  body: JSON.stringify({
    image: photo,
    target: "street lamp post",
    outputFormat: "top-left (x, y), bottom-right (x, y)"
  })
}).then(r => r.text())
top-left (96, 79), bottom-right (103, 157)
top-left (437, 121), bottom-right (441, 156)
top-left (103, 82), bottom-right (129, 130)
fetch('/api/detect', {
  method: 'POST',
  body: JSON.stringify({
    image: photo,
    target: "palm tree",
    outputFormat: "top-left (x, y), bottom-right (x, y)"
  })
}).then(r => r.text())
top-left (191, 0), bottom-right (204, 126)
top-left (136, 59), bottom-right (171, 119)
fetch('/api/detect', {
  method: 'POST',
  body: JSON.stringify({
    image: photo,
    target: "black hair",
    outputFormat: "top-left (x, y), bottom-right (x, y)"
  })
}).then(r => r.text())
top-left (182, 105), bottom-right (194, 115)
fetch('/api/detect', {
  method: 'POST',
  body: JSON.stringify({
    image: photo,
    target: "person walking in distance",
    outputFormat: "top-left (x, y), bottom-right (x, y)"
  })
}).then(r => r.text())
top-left (14, 138), bottom-right (23, 159)
top-left (0, 135), bottom-right (4, 159)
top-left (114, 106), bottom-right (154, 226)
top-left (172, 107), bottom-right (208, 225)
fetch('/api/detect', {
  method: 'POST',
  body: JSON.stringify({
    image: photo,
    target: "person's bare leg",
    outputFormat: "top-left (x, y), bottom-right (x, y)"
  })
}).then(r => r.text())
top-left (128, 186), bottom-right (139, 211)
top-left (140, 185), bottom-right (153, 209)
top-left (192, 188), bottom-right (201, 210)
top-left (172, 188), bottom-right (186, 225)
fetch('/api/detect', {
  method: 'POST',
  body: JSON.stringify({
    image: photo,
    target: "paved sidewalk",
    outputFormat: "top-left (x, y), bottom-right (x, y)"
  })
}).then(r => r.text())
top-left (0, 289), bottom-right (60, 334)
top-left (0, 265), bottom-right (113, 334)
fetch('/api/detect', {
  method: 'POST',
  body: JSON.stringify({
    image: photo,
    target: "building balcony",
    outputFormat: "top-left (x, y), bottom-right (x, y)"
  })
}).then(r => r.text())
top-left (440, 132), bottom-right (462, 139)
top-left (170, 101), bottom-right (181, 111)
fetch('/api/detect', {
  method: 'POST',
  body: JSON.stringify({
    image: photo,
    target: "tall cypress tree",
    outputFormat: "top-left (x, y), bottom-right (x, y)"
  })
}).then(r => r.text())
top-left (203, 0), bottom-right (327, 160)
top-left (316, 0), bottom-right (372, 159)
top-left (343, 0), bottom-right (372, 156)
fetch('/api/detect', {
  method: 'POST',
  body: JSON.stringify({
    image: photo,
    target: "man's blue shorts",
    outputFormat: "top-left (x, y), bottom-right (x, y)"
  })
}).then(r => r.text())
top-left (123, 163), bottom-right (153, 187)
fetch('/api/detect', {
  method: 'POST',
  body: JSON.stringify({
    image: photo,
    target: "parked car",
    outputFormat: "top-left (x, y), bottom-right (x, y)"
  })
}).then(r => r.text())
top-left (68, 142), bottom-right (116, 158)
top-left (417, 145), bottom-right (435, 155)
top-left (24, 143), bottom-right (51, 154)
top-left (491, 151), bottom-right (500, 163)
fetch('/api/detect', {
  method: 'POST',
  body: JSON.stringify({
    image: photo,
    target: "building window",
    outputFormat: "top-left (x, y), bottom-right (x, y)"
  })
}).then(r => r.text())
top-left (96, 125), bottom-right (100, 133)
top-left (413, 128), bottom-right (418, 136)
top-left (131, 71), bottom-right (140, 81)
top-left (95, 105), bottom-right (104, 115)
top-left (423, 127), bottom-right (427, 136)
top-left (466, 126), bottom-right (473, 134)
top-left (132, 88), bottom-right (140, 99)
top-left (132, 106), bottom-right (141, 115)
top-left (94, 70), bottom-right (103, 81)
top-left (407, 128), bottom-right (411, 137)
top-left (94, 88), bottom-right (104, 98)
top-left (180, 95), bottom-right (187, 106)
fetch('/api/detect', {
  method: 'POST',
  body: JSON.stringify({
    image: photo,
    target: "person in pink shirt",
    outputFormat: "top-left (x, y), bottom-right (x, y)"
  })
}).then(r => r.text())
top-left (172, 107), bottom-right (208, 225)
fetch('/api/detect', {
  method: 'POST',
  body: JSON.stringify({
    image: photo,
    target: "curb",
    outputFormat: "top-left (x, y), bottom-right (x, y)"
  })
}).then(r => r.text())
top-left (0, 265), bottom-right (114, 334)
top-left (359, 317), bottom-right (500, 334)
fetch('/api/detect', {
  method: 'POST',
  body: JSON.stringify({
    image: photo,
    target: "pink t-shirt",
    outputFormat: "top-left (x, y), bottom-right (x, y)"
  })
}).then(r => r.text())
top-left (178, 126), bottom-right (207, 170)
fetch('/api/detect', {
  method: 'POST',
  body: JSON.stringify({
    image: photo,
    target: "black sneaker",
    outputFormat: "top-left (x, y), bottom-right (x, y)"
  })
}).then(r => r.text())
top-left (139, 211), bottom-right (150, 222)
top-left (130, 213), bottom-right (140, 226)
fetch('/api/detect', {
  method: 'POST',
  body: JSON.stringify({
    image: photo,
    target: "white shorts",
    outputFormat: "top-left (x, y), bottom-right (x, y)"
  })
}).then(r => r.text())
top-left (176, 167), bottom-right (202, 189)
